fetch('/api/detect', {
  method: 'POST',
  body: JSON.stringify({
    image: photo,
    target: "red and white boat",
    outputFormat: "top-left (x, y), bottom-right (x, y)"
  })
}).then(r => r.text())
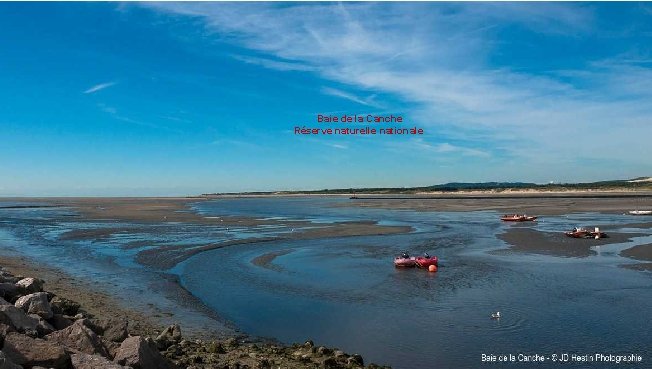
top-left (565, 227), bottom-right (607, 239)
top-left (501, 214), bottom-right (537, 222)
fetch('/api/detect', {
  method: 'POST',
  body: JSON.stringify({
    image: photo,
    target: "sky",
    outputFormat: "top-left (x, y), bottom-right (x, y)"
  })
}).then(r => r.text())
top-left (1, 2), bottom-right (652, 196)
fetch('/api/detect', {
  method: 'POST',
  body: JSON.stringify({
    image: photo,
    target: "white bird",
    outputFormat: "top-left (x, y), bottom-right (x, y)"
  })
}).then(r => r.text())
top-left (491, 311), bottom-right (501, 319)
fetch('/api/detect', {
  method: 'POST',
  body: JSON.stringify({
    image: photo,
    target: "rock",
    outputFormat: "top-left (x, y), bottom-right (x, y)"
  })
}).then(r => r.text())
top-left (321, 357), bottom-right (341, 369)
top-left (304, 340), bottom-right (314, 348)
top-left (104, 339), bottom-right (121, 360)
top-left (0, 271), bottom-right (20, 284)
top-left (224, 337), bottom-right (239, 348)
top-left (15, 277), bottom-right (44, 294)
top-left (0, 350), bottom-right (22, 369)
top-left (347, 354), bottom-right (364, 366)
top-left (84, 317), bottom-right (128, 343)
top-left (205, 341), bottom-right (225, 354)
top-left (0, 284), bottom-right (17, 300)
top-left (2, 332), bottom-right (70, 368)
top-left (0, 305), bottom-right (40, 336)
top-left (114, 336), bottom-right (174, 369)
top-left (15, 292), bottom-right (53, 319)
top-left (0, 323), bottom-right (15, 345)
top-left (155, 324), bottom-right (182, 350)
top-left (0, 298), bottom-right (10, 306)
top-left (333, 350), bottom-right (346, 358)
top-left (30, 314), bottom-right (55, 336)
top-left (104, 319), bottom-right (128, 343)
top-left (71, 353), bottom-right (131, 369)
top-left (46, 320), bottom-right (110, 358)
top-left (316, 346), bottom-right (332, 356)
top-left (50, 296), bottom-right (81, 316)
top-left (49, 314), bottom-right (73, 330)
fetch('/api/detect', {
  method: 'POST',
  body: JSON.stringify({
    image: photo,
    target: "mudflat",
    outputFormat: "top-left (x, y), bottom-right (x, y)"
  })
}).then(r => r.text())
top-left (344, 192), bottom-right (652, 215)
top-left (498, 228), bottom-right (643, 257)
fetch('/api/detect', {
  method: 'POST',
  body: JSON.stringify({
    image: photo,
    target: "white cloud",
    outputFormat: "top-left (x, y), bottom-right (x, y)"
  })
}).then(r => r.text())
top-left (321, 87), bottom-right (378, 107)
top-left (83, 81), bottom-right (117, 94)
top-left (143, 3), bottom-right (652, 177)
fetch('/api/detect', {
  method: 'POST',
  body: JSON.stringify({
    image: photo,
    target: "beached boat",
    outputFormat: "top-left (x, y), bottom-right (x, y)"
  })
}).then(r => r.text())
top-left (501, 214), bottom-right (537, 222)
top-left (415, 255), bottom-right (438, 268)
top-left (394, 255), bottom-right (416, 267)
top-left (565, 227), bottom-right (607, 239)
top-left (628, 210), bottom-right (652, 215)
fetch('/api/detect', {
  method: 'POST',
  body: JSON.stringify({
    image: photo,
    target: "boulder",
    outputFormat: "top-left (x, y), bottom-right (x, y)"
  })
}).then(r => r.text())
top-left (49, 314), bottom-right (73, 330)
top-left (0, 323), bottom-right (15, 341)
top-left (154, 324), bottom-right (182, 350)
top-left (0, 271), bottom-right (20, 284)
top-left (15, 292), bottom-right (53, 319)
top-left (2, 332), bottom-right (70, 368)
top-left (46, 320), bottom-right (110, 358)
top-left (114, 336), bottom-right (174, 369)
top-left (29, 314), bottom-right (55, 336)
top-left (347, 354), bottom-right (364, 366)
top-left (15, 277), bottom-right (44, 294)
top-left (0, 305), bottom-right (40, 336)
top-left (50, 296), bottom-right (81, 316)
top-left (0, 284), bottom-right (17, 300)
top-left (86, 317), bottom-right (128, 343)
top-left (0, 298), bottom-right (9, 306)
top-left (71, 353), bottom-right (132, 369)
top-left (0, 350), bottom-right (22, 369)
top-left (103, 339), bottom-right (121, 360)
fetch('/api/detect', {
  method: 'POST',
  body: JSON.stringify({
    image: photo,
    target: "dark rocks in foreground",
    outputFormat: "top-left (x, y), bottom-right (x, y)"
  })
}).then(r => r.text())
top-left (0, 266), bottom-right (389, 369)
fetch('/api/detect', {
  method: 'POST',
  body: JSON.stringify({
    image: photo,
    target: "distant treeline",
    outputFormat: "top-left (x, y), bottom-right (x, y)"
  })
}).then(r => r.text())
top-left (202, 177), bottom-right (652, 196)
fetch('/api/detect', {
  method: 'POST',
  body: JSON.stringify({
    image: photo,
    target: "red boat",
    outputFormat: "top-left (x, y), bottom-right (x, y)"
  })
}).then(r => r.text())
top-left (565, 227), bottom-right (607, 239)
top-left (501, 214), bottom-right (537, 222)
top-left (415, 255), bottom-right (439, 268)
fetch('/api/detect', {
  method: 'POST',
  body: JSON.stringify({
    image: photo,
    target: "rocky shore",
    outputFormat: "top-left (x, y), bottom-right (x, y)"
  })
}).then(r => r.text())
top-left (0, 266), bottom-right (389, 369)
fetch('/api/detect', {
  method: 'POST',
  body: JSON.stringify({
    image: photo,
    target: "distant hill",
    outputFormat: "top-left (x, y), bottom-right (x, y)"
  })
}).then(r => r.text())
top-left (202, 177), bottom-right (652, 196)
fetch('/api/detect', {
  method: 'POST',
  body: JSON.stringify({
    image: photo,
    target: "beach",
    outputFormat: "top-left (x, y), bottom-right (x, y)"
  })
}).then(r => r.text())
top-left (1, 194), bottom-right (651, 368)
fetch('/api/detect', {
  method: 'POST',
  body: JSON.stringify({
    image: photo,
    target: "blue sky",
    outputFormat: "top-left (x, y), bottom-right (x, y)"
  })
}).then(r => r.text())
top-left (1, 2), bottom-right (651, 196)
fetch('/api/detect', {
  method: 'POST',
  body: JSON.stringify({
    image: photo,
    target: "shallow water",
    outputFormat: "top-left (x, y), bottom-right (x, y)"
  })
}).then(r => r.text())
top-left (1, 198), bottom-right (651, 368)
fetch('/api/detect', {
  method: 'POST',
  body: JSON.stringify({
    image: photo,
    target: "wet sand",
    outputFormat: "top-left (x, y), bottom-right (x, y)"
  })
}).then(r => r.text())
top-left (498, 228), bottom-right (644, 257)
top-left (135, 222), bottom-right (412, 270)
top-left (621, 243), bottom-right (652, 262)
top-left (344, 193), bottom-right (652, 215)
top-left (251, 250), bottom-right (293, 272)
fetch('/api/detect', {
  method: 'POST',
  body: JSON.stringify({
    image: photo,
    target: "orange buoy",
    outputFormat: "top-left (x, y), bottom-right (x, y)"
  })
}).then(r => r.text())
top-left (428, 265), bottom-right (437, 272)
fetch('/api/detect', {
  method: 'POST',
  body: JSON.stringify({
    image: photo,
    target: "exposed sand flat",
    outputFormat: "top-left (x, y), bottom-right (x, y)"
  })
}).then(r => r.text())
top-left (251, 249), bottom-right (293, 272)
top-left (58, 227), bottom-right (144, 241)
top-left (621, 263), bottom-right (652, 271)
top-left (344, 193), bottom-right (652, 215)
top-left (498, 228), bottom-right (643, 257)
top-left (621, 243), bottom-right (652, 262)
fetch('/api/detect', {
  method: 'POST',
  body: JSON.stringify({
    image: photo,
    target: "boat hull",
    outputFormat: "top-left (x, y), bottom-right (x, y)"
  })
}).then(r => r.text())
top-left (501, 215), bottom-right (537, 222)
top-left (394, 257), bottom-right (416, 267)
top-left (415, 256), bottom-right (439, 268)
top-left (565, 230), bottom-right (607, 239)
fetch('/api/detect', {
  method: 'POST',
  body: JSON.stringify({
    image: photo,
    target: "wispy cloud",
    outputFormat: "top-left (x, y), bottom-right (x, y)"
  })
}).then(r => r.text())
top-left (83, 81), bottom-right (117, 94)
top-left (143, 3), bottom-right (652, 177)
top-left (97, 103), bottom-right (180, 133)
top-left (321, 87), bottom-right (378, 107)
